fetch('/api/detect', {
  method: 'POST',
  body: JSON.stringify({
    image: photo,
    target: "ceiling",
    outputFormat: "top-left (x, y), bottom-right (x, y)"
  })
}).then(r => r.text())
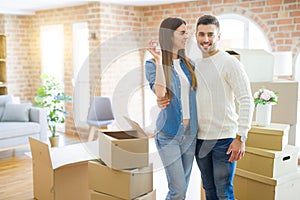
top-left (0, 0), bottom-right (194, 15)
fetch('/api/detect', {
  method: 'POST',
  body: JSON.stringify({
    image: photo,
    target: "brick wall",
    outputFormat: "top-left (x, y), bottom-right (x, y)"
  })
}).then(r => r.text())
top-left (0, 0), bottom-right (299, 135)
top-left (143, 1), bottom-right (300, 54)
top-left (1, 15), bottom-right (33, 102)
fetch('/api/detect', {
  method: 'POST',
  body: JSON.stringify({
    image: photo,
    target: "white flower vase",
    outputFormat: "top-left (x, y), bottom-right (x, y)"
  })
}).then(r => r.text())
top-left (256, 103), bottom-right (272, 126)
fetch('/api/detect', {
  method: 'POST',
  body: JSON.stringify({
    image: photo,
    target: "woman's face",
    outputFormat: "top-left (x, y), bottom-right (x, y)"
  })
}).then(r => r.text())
top-left (172, 24), bottom-right (189, 52)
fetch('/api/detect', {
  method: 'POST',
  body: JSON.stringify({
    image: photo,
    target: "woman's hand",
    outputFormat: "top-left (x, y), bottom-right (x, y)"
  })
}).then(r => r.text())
top-left (147, 40), bottom-right (161, 63)
top-left (148, 40), bottom-right (166, 98)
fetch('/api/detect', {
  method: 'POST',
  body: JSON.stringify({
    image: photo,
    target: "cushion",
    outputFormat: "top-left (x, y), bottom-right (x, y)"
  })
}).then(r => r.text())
top-left (0, 94), bottom-right (13, 119)
top-left (1, 103), bottom-right (32, 122)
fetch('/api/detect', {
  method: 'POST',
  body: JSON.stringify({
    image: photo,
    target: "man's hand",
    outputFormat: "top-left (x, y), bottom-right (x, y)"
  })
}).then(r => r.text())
top-left (157, 96), bottom-right (170, 109)
top-left (226, 139), bottom-right (245, 162)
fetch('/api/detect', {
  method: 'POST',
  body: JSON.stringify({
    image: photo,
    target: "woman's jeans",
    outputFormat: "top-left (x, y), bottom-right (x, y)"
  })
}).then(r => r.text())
top-left (195, 138), bottom-right (236, 200)
top-left (155, 126), bottom-right (196, 200)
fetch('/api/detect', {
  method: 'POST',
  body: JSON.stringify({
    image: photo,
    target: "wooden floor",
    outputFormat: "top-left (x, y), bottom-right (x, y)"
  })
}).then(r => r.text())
top-left (1, 133), bottom-right (300, 200)
top-left (0, 133), bottom-right (82, 200)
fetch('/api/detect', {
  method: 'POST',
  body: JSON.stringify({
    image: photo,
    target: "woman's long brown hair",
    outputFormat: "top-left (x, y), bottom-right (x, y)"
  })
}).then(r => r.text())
top-left (159, 17), bottom-right (197, 99)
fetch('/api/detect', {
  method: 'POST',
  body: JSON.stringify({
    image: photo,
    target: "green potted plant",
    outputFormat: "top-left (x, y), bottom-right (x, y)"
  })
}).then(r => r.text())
top-left (34, 74), bottom-right (72, 147)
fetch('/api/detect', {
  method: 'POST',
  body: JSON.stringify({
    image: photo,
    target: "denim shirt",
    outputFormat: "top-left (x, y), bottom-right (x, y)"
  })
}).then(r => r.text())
top-left (145, 59), bottom-right (198, 137)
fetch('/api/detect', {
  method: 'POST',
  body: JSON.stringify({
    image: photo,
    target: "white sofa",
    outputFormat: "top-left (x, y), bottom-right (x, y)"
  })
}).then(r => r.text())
top-left (0, 94), bottom-right (48, 150)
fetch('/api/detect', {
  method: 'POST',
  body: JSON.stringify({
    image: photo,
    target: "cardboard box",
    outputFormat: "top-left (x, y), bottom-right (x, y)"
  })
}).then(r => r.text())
top-left (90, 190), bottom-right (156, 200)
top-left (234, 168), bottom-right (300, 200)
top-left (99, 117), bottom-right (149, 170)
top-left (88, 160), bottom-right (153, 200)
top-left (237, 145), bottom-right (299, 178)
top-left (247, 123), bottom-right (290, 150)
top-left (29, 137), bottom-right (99, 200)
top-left (226, 49), bottom-right (274, 82)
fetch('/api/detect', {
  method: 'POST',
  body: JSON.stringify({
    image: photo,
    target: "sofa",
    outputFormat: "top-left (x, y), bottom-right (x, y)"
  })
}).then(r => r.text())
top-left (0, 94), bottom-right (48, 150)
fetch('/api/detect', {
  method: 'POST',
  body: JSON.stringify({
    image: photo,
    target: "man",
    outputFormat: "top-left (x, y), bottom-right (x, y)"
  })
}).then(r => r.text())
top-left (158, 15), bottom-right (254, 200)
top-left (193, 14), bottom-right (254, 200)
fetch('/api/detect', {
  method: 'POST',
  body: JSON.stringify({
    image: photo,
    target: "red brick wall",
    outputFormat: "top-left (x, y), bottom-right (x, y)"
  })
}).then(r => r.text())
top-left (2, 15), bottom-right (33, 102)
top-left (94, 3), bottom-right (144, 127)
top-left (142, 1), bottom-right (300, 55)
top-left (0, 1), bottom-right (299, 135)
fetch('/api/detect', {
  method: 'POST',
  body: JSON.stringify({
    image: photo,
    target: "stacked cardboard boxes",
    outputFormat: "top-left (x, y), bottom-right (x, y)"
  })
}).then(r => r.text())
top-left (88, 118), bottom-right (155, 200)
top-left (234, 123), bottom-right (300, 200)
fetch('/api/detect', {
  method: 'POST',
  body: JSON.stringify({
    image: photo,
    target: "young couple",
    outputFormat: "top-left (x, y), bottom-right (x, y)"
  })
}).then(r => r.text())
top-left (145, 15), bottom-right (254, 200)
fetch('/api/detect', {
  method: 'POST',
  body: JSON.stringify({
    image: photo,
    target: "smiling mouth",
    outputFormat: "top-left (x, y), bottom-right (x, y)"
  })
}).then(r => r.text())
top-left (202, 43), bottom-right (210, 49)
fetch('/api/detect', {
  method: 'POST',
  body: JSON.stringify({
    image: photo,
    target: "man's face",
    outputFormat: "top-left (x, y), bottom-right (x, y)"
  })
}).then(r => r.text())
top-left (195, 24), bottom-right (220, 57)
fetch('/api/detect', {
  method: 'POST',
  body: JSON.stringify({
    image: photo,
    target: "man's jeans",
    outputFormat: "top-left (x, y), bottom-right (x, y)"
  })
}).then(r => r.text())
top-left (195, 138), bottom-right (236, 200)
top-left (155, 126), bottom-right (196, 200)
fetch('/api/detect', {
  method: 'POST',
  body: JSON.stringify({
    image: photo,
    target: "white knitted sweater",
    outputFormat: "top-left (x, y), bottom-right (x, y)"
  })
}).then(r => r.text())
top-left (195, 50), bottom-right (254, 140)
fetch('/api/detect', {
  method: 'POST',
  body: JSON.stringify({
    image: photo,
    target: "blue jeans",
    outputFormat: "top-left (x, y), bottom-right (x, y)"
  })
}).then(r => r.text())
top-left (195, 138), bottom-right (236, 200)
top-left (155, 126), bottom-right (196, 200)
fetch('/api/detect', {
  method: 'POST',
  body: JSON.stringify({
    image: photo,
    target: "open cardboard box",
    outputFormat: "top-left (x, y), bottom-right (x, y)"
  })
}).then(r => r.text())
top-left (98, 116), bottom-right (149, 170)
top-left (29, 137), bottom-right (99, 200)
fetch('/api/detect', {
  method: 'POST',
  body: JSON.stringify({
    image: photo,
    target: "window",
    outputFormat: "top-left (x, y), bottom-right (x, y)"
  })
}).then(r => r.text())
top-left (73, 22), bottom-right (89, 83)
top-left (40, 25), bottom-right (64, 81)
top-left (40, 24), bottom-right (65, 132)
top-left (72, 22), bottom-right (90, 128)
top-left (218, 14), bottom-right (271, 51)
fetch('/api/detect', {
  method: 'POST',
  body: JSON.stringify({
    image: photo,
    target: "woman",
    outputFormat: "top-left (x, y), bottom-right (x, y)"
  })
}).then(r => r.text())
top-left (145, 17), bottom-right (198, 200)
